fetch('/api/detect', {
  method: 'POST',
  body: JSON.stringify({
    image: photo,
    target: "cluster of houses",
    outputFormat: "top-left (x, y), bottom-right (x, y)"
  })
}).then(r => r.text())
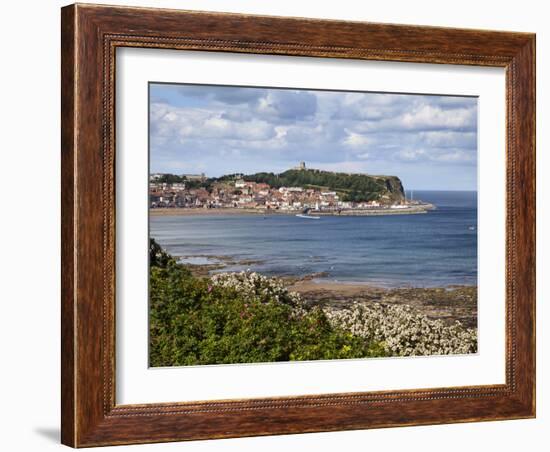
top-left (149, 176), bottom-right (390, 212)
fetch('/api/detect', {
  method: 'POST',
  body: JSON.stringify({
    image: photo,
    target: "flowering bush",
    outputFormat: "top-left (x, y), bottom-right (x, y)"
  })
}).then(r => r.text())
top-left (324, 302), bottom-right (477, 356)
top-left (211, 271), bottom-right (303, 307)
top-left (211, 272), bottom-right (477, 357)
top-left (149, 244), bottom-right (386, 366)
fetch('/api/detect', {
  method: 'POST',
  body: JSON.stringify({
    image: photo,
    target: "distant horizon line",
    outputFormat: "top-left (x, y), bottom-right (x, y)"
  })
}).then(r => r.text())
top-left (405, 189), bottom-right (477, 192)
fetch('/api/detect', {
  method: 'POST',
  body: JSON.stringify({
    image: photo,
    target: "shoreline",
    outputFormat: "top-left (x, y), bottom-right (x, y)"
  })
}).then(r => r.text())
top-left (174, 255), bottom-right (474, 291)
top-left (288, 278), bottom-right (477, 329)
top-left (174, 254), bottom-right (478, 328)
top-left (150, 204), bottom-right (435, 217)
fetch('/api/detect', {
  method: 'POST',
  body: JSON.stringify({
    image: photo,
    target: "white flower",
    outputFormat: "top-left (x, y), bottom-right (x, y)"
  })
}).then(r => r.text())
top-left (324, 302), bottom-right (477, 356)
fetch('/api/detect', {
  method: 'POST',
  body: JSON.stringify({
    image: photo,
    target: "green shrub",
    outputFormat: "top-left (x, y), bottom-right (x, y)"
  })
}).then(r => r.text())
top-left (149, 239), bottom-right (385, 366)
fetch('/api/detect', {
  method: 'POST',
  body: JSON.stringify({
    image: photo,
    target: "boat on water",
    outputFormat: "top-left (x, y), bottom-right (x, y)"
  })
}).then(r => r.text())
top-left (296, 213), bottom-right (320, 220)
top-left (296, 208), bottom-right (320, 220)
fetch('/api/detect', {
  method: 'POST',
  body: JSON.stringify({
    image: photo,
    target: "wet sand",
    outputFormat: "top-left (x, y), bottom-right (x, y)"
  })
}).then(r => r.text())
top-left (150, 205), bottom-right (434, 217)
top-left (150, 208), bottom-right (265, 216)
top-left (288, 279), bottom-right (477, 329)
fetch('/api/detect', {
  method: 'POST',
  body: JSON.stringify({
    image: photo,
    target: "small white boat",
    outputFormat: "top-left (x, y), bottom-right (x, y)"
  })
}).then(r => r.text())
top-left (296, 214), bottom-right (320, 220)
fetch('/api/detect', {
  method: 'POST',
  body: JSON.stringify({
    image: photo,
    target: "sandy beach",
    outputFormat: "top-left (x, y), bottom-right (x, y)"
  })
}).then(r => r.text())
top-left (150, 207), bottom-right (265, 216)
top-left (150, 205), bottom-right (434, 217)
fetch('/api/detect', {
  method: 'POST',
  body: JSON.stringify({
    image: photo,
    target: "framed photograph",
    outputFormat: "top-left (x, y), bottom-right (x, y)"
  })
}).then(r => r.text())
top-left (61, 3), bottom-right (535, 447)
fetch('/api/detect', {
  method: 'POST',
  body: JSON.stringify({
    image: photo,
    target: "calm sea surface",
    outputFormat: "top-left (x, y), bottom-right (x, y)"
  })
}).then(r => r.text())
top-left (150, 191), bottom-right (477, 288)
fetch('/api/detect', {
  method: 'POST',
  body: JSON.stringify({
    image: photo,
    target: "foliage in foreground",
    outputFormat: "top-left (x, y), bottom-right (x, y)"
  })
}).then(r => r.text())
top-left (149, 239), bottom-right (477, 367)
top-left (149, 239), bottom-right (385, 366)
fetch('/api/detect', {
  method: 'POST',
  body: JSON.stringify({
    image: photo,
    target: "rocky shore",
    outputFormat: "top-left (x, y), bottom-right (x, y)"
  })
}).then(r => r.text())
top-left (209, 271), bottom-right (478, 357)
top-left (288, 280), bottom-right (477, 329)
top-left (173, 252), bottom-right (477, 329)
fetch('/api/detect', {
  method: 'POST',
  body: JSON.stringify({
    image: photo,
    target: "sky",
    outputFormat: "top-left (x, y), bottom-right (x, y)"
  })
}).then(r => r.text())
top-left (149, 83), bottom-right (478, 191)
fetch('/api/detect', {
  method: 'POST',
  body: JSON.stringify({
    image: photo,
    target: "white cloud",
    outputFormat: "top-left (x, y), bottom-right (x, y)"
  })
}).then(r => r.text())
top-left (401, 105), bottom-right (475, 130)
top-left (256, 90), bottom-right (317, 120)
top-left (420, 130), bottom-right (477, 148)
top-left (149, 84), bottom-right (478, 189)
top-left (431, 150), bottom-right (476, 163)
top-left (343, 130), bottom-right (371, 148)
top-left (151, 103), bottom-right (276, 142)
top-left (396, 149), bottom-right (427, 161)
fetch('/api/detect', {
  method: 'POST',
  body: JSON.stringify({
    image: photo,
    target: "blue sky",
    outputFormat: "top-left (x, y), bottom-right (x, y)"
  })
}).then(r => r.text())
top-left (150, 83), bottom-right (477, 190)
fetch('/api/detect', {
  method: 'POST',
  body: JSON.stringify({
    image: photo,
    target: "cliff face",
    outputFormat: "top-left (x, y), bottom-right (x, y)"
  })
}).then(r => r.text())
top-left (374, 175), bottom-right (406, 202)
top-left (244, 169), bottom-right (406, 204)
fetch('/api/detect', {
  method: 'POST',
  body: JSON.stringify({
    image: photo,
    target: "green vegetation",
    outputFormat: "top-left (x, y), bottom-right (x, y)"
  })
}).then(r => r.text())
top-left (152, 168), bottom-right (405, 203)
top-left (149, 239), bottom-right (386, 366)
top-left (153, 173), bottom-right (186, 184)
top-left (243, 169), bottom-right (405, 202)
top-left (152, 173), bottom-right (216, 190)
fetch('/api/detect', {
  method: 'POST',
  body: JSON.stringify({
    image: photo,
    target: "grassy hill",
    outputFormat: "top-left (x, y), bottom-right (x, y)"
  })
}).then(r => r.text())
top-left (154, 168), bottom-right (406, 203)
top-left (242, 169), bottom-right (405, 203)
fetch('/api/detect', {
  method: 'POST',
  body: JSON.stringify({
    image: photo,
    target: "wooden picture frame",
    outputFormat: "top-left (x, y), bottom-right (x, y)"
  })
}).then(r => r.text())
top-left (61, 3), bottom-right (535, 447)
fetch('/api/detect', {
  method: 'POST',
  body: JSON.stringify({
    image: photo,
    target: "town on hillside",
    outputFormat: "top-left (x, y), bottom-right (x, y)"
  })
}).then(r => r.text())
top-left (149, 163), bottom-right (432, 214)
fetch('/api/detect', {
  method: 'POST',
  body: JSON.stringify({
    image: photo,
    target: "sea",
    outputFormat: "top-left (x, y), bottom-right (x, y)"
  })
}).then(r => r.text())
top-left (150, 191), bottom-right (478, 288)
